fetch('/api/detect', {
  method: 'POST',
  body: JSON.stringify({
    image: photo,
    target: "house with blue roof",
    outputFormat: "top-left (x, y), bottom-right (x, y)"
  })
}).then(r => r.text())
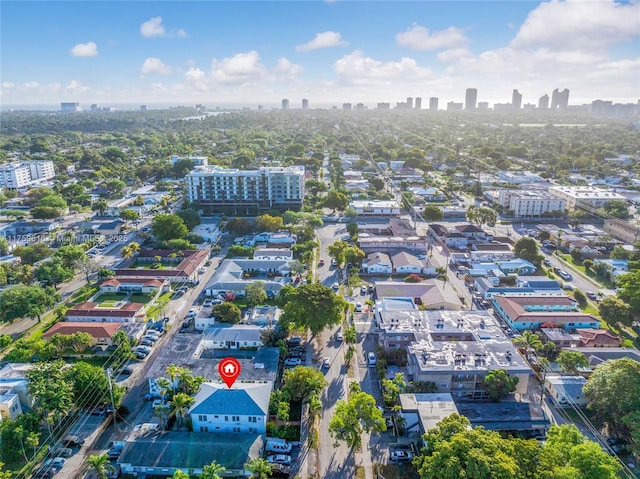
top-left (470, 259), bottom-right (536, 275)
top-left (189, 381), bottom-right (272, 434)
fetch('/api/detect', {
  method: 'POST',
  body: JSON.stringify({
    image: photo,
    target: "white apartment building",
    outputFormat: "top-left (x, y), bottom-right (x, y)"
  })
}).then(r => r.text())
top-left (548, 186), bottom-right (626, 211)
top-left (505, 192), bottom-right (566, 218)
top-left (0, 161), bottom-right (56, 189)
top-left (186, 165), bottom-right (305, 215)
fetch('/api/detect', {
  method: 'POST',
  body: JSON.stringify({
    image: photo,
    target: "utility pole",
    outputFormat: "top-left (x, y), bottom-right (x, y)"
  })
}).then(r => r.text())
top-left (107, 368), bottom-right (118, 432)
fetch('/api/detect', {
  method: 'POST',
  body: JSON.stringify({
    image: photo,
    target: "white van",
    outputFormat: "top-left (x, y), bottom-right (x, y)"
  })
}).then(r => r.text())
top-left (368, 352), bottom-right (377, 366)
top-left (265, 438), bottom-right (293, 454)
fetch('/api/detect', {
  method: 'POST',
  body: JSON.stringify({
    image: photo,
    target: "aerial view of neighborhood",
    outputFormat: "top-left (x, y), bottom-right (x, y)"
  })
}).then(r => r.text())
top-left (1, 1), bottom-right (639, 479)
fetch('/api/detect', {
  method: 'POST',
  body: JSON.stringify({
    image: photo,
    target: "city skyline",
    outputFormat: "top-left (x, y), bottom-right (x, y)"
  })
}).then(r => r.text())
top-left (1, 1), bottom-right (639, 107)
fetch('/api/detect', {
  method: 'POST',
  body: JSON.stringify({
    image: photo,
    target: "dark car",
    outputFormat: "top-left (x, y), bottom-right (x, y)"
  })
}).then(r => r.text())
top-left (62, 435), bottom-right (84, 447)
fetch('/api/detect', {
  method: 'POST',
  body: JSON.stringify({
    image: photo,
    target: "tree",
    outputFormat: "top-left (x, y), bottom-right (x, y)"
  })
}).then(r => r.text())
top-left (327, 240), bottom-right (349, 267)
top-left (87, 453), bottom-right (115, 479)
top-left (512, 330), bottom-right (542, 354)
top-left (245, 457), bottom-right (272, 479)
top-left (483, 369), bottom-right (519, 402)
top-left (91, 198), bottom-right (109, 215)
top-left (346, 222), bottom-right (358, 237)
top-left (254, 214), bottom-right (283, 232)
top-left (423, 204), bottom-right (444, 223)
top-left (281, 366), bottom-right (327, 402)
top-left (573, 289), bottom-right (587, 308)
top-left (169, 392), bottom-right (195, 429)
top-left (246, 281), bottom-right (267, 307)
top-left (226, 217), bottom-right (251, 236)
top-left (0, 285), bottom-right (57, 323)
top-left (344, 245), bottom-right (366, 266)
top-left (329, 391), bottom-right (386, 449)
top-left (31, 205), bottom-right (64, 219)
top-left (34, 259), bottom-right (73, 287)
top-left (211, 302), bottom-right (241, 324)
top-left (466, 205), bottom-right (497, 227)
top-left (171, 471), bottom-right (190, 479)
top-left (177, 208), bottom-right (201, 230)
top-left (69, 361), bottom-right (123, 409)
top-left (0, 237), bottom-right (9, 256)
top-left (151, 213), bottom-right (188, 242)
top-left (26, 360), bottom-right (74, 435)
top-left (279, 283), bottom-right (347, 336)
top-left (55, 244), bottom-right (87, 269)
top-left (288, 260), bottom-right (306, 276)
top-left (616, 270), bottom-right (640, 313)
top-left (201, 460), bottom-right (226, 479)
top-left (37, 194), bottom-right (67, 209)
top-left (13, 242), bottom-right (52, 264)
top-left (603, 199), bottom-right (630, 220)
top-left (323, 190), bottom-right (349, 211)
top-left (172, 158), bottom-right (195, 177)
top-left (305, 179), bottom-right (327, 197)
top-left (514, 237), bottom-right (543, 268)
top-left (598, 296), bottom-right (634, 327)
top-left (77, 256), bottom-right (100, 282)
top-left (69, 332), bottom-right (94, 353)
top-left (119, 209), bottom-right (140, 225)
top-left (557, 350), bottom-right (588, 374)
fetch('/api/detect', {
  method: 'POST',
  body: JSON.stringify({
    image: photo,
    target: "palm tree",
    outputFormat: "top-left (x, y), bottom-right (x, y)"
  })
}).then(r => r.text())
top-left (512, 330), bottom-right (542, 356)
top-left (201, 461), bottom-right (226, 479)
top-left (25, 431), bottom-right (39, 459)
top-left (120, 245), bottom-right (133, 263)
top-left (169, 393), bottom-right (195, 430)
top-left (165, 364), bottom-right (184, 396)
top-left (244, 457), bottom-right (272, 479)
top-left (156, 378), bottom-right (173, 401)
top-left (87, 453), bottom-right (115, 479)
top-left (170, 471), bottom-right (189, 479)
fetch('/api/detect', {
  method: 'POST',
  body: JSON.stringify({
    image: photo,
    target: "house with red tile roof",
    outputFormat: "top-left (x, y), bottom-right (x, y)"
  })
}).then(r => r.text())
top-left (100, 277), bottom-right (168, 295)
top-left (65, 301), bottom-right (146, 323)
top-left (116, 248), bottom-right (209, 284)
top-left (43, 322), bottom-right (122, 347)
top-left (576, 329), bottom-right (621, 348)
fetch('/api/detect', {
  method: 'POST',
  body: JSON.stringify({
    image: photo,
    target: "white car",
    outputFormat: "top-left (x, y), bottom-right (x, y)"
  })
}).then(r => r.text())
top-left (152, 399), bottom-right (167, 408)
top-left (332, 282), bottom-right (339, 290)
top-left (355, 302), bottom-right (363, 312)
top-left (336, 331), bottom-right (343, 341)
top-left (322, 357), bottom-right (330, 368)
top-left (283, 357), bottom-right (302, 367)
top-left (390, 450), bottom-right (414, 462)
top-left (266, 454), bottom-right (292, 465)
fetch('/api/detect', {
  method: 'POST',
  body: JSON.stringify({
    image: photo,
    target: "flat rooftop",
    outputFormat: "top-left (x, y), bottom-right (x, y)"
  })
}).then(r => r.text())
top-left (399, 393), bottom-right (458, 432)
top-left (455, 400), bottom-right (549, 431)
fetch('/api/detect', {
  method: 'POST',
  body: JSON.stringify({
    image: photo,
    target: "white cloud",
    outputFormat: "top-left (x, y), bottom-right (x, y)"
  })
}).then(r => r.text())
top-left (511, 0), bottom-right (640, 51)
top-left (185, 67), bottom-right (209, 91)
top-left (275, 58), bottom-right (304, 77)
top-left (141, 58), bottom-right (172, 75)
top-left (296, 31), bottom-right (348, 52)
top-left (396, 24), bottom-right (468, 51)
top-left (333, 50), bottom-right (432, 85)
top-left (1, 81), bottom-right (15, 89)
top-left (437, 48), bottom-right (473, 64)
top-left (65, 80), bottom-right (89, 93)
top-left (70, 41), bottom-right (98, 57)
top-left (140, 16), bottom-right (187, 38)
top-left (211, 51), bottom-right (267, 84)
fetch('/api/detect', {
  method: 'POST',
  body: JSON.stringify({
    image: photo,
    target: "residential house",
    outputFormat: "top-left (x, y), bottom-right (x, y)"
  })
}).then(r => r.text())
top-left (253, 249), bottom-right (293, 262)
top-left (576, 329), bottom-right (621, 348)
top-left (357, 235), bottom-right (429, 253)
top-left (491, 296), bottom-right (600, 331)
top-left (544, 375), bottom-right (588, 407)
top-left (592, 258), bottom-right (629, 281)
top-left (200, 325), bottom-right (264, 349)
top-left (409, 187), bottom-right (447, 202)
top-left (100, 277), bottom-right (168, 295)
top-left (572, 347), bottom-right (640, 368)
top-left (364, 252), bottom-right (393, 274)
top-left (375, 281), bottom-right (462, 313)
top-left (470, 259), bottom-right (536, 275)
top-left (93, 220), bottom-right (124, 236)
top-left (244, 306), bottom-right (280, 327)
top-left (116, 248), bottom-right (209, 284)
top-left (249, 231), bottom-right (297, 247)
top-left (0, 392), bottom-right (23, 420)
top-left (189, 381), bottom-right (272, 433)
top-left (474, 277), bottom-right (564, 299)
top-left (540, 328), bottom-right (581, 348)
top-left (391, 252), bottom-right (423, 274)
top-left (204, 259), bottom-right (291, 298)
top-left (42, 322), bottom-right (122, 348)
top-left (65, 302), bottom-right (146, 323)
top-left (455, 224), bottom-right (491, 241)
top-left (444, 232), bottom-right (469, 249)
top-left (399, 393), bottom-right (459, 440)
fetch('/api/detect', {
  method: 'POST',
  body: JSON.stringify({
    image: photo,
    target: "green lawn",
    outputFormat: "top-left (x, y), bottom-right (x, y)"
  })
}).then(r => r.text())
top-left (98, 301), bottom-right (119, 307)
top-left (145, 292), bottom-right (172, 319)
top-left (129, 293), bottom-right (154, 304)
top-left (559, 254), bottom-right (615, 289)
top-left (94, 292), bottom-right (127, 302)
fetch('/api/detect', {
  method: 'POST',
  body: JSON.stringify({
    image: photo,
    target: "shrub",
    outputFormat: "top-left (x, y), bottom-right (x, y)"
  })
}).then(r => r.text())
top-left (404, 274), bottom-right (422, 283)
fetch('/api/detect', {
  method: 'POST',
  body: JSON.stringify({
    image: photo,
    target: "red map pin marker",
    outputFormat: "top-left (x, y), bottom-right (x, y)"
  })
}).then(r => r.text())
top-left (218, 357), bottom-right (241, 388)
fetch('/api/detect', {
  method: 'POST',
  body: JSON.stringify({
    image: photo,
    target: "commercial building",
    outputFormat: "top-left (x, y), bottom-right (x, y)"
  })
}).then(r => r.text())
top-left (186, 165), bottom-right (305, 215)
top-left (60, 102), bottom-right (81, 112)
top-left (302, 98), bottom-right (309, 110)
top-left (502, 192), bottom-right (566, 218)
top-left (538, 94), bottom-right (549, 109)
top-left (604, 217), bottom-right (640, 244)
top-left (551, 88), bottom-right (569, 110)
top-left (349, 200), bottom-right (401, 216)
top-left (281, 99), bottom-right (289, 110)
top-left (0, 161), bottom-right (55, 189)
top-left (512, 89), bottom-right (522, 110)
top-left (429, 97), bottom-right (438, 111)
top-left (414, 97), bottom-right (422, 110)
top-left (548, 186), bottom-right (626, 211)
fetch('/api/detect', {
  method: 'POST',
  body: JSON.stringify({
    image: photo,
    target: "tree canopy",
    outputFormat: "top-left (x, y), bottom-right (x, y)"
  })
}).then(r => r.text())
top-left (279, 283), bottom-right (347, 335)
top-left (151, 213), bottom-right (189, 242)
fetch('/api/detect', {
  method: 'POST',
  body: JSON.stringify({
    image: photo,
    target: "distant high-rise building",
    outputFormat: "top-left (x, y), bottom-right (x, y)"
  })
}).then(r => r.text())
top-left (281, 99), bottom-right (289, 110)
top-left (477, 102), bottom-right (489, 110)
top-left (465, 88), bottom-right (477, 110)
top-left (343, 103), bottom-right (352, 110)
top-left (512, 89), bottom-right (523, 110)
top-left (61, 102), bottom-right (81, 112)
top-left (90, 104), bottom-right (98, 112)
top-left (355, 103), bottom-right (365, 110)
top-left (429, 97), bottom-right (439, 111)
top-left (415, 97), bottom-right (422, 110)
top-left (551, 89), bottom-right (569, 110)
top-left (447, 101), bottom-right (463, 111)
top-left (538, 94), bottom-right (549, 109)
top-left (302, 99), bottom-right (309, 110)
top-left (140, 105), bottom-right (147, 112)
top-left (406, 97), bottom-right (413, 109)
top-left (377, 102), bottom-right (390, 110)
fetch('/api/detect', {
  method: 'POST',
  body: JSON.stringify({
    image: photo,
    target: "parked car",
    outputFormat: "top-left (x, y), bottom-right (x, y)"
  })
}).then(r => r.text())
top-left (336, 331), bottom-right (343, 341)
top-left (203, 299), bottom-right (213, 307)
top-left (390, 450), bottom-right (414, 462)
top-left (287, 336), bottom-right (302, 347)
top-left (139, 339), bottom-right (154, 347)
top-left (265, 438), bottom-right (293, 454)
top-left (283, 358), bottom-right (302, 367)
top-left (355, 302), bottom-right (363, 312)
top-left (145, 330), bottom-right (161, 339)
top-left (332, 282), bottom-right (339, 290)
top-left (322, 357), bottom-right (330, 369)
top-left (44, 458), bottom-right (66, 468)
top-left (49, 447), bottom-right (73, 458)
top-left (318, 259), bottom-right (325, 267)
top-left (360, 285), bottom-right (367, 294)
top-left (142, 335), bottom-right (158, 343)
top-left (586, 291), bottom-right (598, 300)
top-left (62, 435), bottom-right (84, 447)
top-left (543, 259), bottom-right (551, 266)
top-left (266, 454), bottom-right (292, 465)
top-left (186, 308), bottom-right (199, 318)
top-left (133, 345), bottom-right (151, 354)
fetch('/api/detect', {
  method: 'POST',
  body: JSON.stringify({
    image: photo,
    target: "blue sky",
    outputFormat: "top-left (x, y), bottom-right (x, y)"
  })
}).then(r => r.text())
top-left (1, 1), bottom-right (639, 108)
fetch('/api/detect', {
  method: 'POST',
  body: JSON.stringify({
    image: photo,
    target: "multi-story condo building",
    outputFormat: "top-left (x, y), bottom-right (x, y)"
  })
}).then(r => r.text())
top-left (60, 102), bottom-right (81, 112)
top-left (538, 94), bottom-right (549, 109)
top-left (281, 99), bottom-right (289, 110)
top-left (512, 89), bottom-right (522, 110)
top-left (501, 191), bottom-right (566, 218)
top-left (414, 97), bottom-right (422, 110)
top-left (465, 88), bottom-right (477, 110)
top-left (551, 88), bottom-right (569, 110)
top-left (0, 161), bottom-right (56, 189)
top-left (301, 98), bottom-right (309, 110)
top-left (429, 97), bottom-right (438, 111)
top-left (186, 165), bottom-right (305, 215)
top-left (548, 186), bottom-right (625, 211)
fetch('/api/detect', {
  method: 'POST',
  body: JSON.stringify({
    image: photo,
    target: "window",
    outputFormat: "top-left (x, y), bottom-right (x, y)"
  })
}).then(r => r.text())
top-left (198, 415), bottom-right (207, 422)
top-left (225, 416), bottom-right (228, 422)
top-left (199, 426), bottom-right (208, 432)
top-left (249, 427), bottom-right (257, 433)
top-left (249, 416), bottom-right (257, 423)
top-left (233, 427), bottom-right (240, 433)
top-left (232, 415), bottom-right (240, 422)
